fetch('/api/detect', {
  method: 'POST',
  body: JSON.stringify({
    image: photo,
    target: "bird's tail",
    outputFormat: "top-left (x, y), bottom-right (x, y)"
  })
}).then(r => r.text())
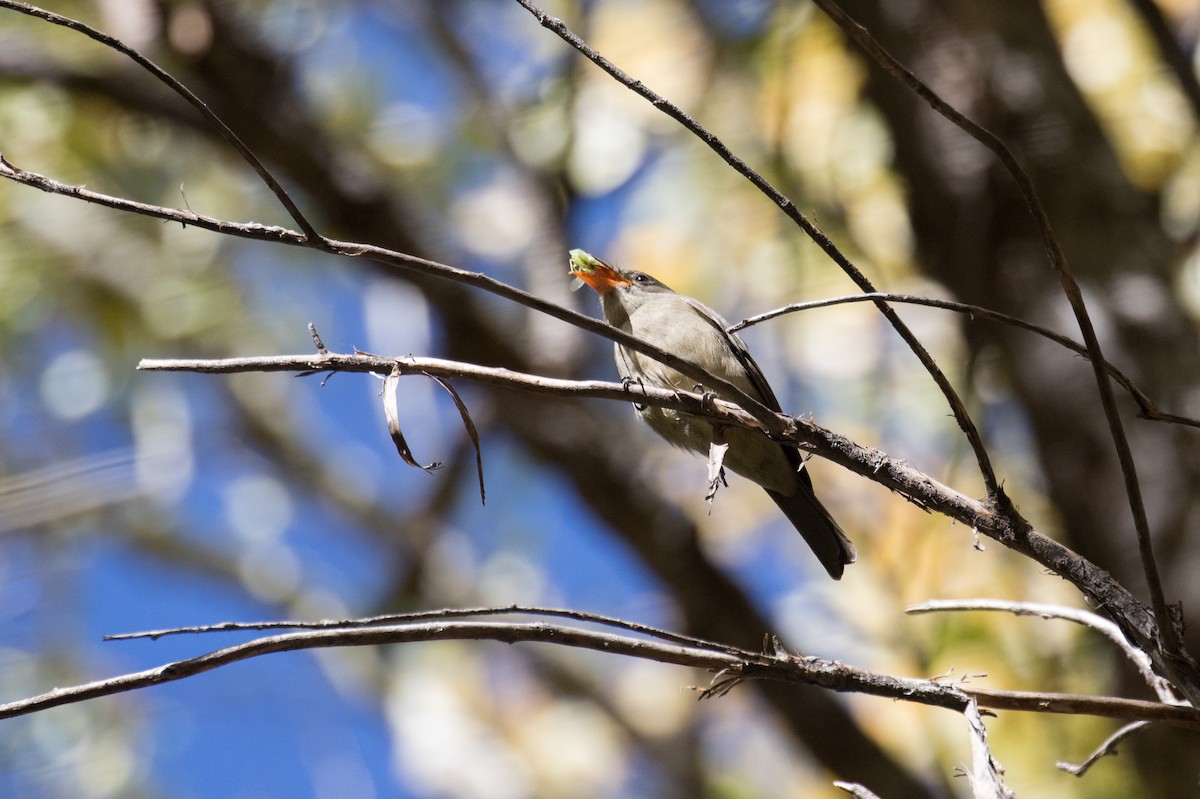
top-left (766, 488), bottom-right (857, 579)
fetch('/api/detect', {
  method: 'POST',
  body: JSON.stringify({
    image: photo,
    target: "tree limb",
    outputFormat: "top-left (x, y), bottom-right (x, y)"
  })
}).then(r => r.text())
top-left (3, 617), bottom-right (1198, 731)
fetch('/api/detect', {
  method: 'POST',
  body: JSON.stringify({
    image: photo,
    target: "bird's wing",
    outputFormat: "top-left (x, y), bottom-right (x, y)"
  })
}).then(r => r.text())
top-left (680, 296), bottom-right (811, 482)
top-left (679, 296), bottom-right (783, 413)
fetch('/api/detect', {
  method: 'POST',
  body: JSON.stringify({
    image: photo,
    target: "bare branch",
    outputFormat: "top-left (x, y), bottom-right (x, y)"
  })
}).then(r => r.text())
top-left (908, 599), bottom-right (1183, 704)
top-left (959, 686), bottom-right (1197, 727)
top-left (0, 621), bottom-right (743, 720)
top-left (1056, 721), bottom-right (1151, 777)
top-left (510, 0), bottom-right (1000, 499)
top-left (4, 618), bottom-right (1198, 731)
top-left (910, 603), bottom-right (1184, 779)
top-left (135, 350), bottom-right (989, 523)
top-left (104, 604), bottom-right (746, 655)
top-left (809, 0), bottom-right (1181, 669)
top-left (733, 293), bottom-right (1200, 429)
top-left (137, 352), bottom-right (760, 420)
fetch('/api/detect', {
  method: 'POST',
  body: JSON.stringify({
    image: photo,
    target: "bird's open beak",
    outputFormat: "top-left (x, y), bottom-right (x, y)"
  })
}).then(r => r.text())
top-left (569, 249), bottom-right (631, 294)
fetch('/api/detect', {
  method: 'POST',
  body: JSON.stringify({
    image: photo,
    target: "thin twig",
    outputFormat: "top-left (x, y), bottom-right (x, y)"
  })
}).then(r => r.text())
top-left (0, 0), bottom-right (321, 242)
top-left (105, 604), bottom-right (747, 656)
top-left (810, 0), bottom-right (1182, 670)
top-left (510, 0), bottom-right (1000, 499)
top-left (910, 602), bottom-right (1182, 779)
top-left (1056, 721), bottom-right (1151, 777)
top-left (3, 621), bottom-right (748, 720)
top-left (137, 352), bottom-right (770, 427)
top-left (307, 322), bottom-right (329, 355)
top-left (733, 292), bottom-right (1200, 429)
top-left (135, 350), bottom-right (992, 516)
top-left (907, 599), bottom-right (1183, 703)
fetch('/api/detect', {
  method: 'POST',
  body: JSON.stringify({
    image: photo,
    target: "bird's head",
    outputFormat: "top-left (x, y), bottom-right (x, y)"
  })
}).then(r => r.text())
top-left (569, 249), bottom-right (675, 320)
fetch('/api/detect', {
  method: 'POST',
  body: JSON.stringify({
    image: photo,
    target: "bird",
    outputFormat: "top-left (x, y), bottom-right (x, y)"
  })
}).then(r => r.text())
top-left (569, 249), bottom-right (856, 579)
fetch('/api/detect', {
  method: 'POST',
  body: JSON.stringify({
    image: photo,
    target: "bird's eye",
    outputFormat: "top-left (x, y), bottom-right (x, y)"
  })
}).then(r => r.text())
top-left (633, 274), bottom-right (649, 283)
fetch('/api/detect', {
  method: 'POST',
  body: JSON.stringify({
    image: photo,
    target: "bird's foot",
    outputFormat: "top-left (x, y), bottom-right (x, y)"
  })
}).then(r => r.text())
top-left (693, 384), bottom-right (718, 412)
top-left (622, 375), bottom-right (648, 411)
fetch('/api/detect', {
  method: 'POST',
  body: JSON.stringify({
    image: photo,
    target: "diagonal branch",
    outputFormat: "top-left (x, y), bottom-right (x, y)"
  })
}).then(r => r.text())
top-left (809, 0), bottom-right (1181, 668)
top-left (0, 0), bottom-right (321, 242)
top-left (0, 155), bottom-right (780, 432)
top-left (510, 0), bottom-right (1000, 499)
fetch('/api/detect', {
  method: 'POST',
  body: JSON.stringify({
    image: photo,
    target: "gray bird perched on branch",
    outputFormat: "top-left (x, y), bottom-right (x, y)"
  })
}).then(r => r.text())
top-left (569, 249), bottom-right (856, 579)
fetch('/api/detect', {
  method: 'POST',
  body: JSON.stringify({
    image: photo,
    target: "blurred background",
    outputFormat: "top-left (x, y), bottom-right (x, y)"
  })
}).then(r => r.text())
top-left (0, 0), bottom-right (1198, 796)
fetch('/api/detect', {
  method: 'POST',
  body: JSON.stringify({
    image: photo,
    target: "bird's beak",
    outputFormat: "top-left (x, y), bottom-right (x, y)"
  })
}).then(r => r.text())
top-left (569, 249), bottom-right (631, 294)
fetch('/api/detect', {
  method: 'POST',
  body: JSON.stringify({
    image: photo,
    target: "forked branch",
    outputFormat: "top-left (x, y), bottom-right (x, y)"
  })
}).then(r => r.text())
top-left (2, 614), bottom-right (1197, 735)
